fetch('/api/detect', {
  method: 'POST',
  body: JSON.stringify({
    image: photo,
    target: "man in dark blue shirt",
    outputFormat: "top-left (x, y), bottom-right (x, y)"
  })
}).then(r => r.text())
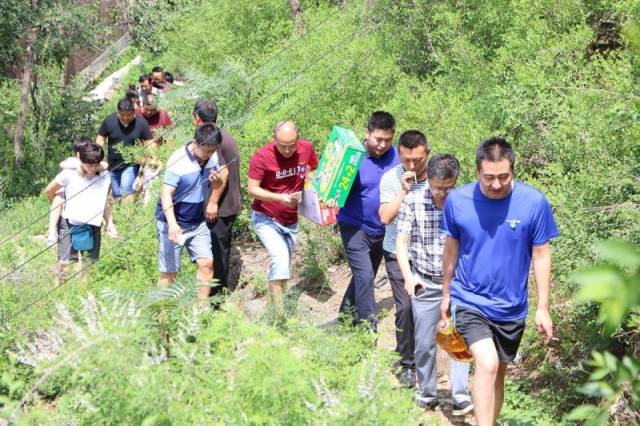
top-left (440, 137), bottom-right (559, 426)
top-left (337, 111), bottom-right (399, 330)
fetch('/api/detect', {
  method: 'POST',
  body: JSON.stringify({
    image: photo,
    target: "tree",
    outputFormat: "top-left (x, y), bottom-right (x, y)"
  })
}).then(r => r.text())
top-left (289, 0), bottom-right (304, 35)
top-left (13, 0), bottom-right (37, 162)
top-left (5, 0), bottom-right (99, 163)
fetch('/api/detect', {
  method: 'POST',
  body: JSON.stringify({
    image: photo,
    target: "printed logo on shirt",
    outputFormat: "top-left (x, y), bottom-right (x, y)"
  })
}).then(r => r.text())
top-left (275, 164), bottom-right (307, 179)
top-left (506, 219), bottom-right (521, 230)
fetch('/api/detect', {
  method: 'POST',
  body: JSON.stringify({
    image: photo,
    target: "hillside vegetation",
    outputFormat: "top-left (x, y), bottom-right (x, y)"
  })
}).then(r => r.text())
top-left (0, 0), bottom-right (639, 424)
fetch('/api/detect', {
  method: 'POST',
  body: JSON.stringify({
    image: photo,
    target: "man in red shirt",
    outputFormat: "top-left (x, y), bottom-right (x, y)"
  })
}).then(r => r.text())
top-left (139, 93), bottom-right (174, 203)
top-left (142, 93), bottom-right (173, 143)
top-left (248, 121), bottom-right (319, 309)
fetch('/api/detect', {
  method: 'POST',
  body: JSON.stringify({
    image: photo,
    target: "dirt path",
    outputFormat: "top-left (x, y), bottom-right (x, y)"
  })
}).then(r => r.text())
top-left (233, 242), bottom-right (475, 426)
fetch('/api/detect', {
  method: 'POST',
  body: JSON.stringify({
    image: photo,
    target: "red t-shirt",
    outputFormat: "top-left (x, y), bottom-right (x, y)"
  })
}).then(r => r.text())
top-left (249, 139), bottom-right (319, 225)
top-left (143, 109), bottom-right (173, 144)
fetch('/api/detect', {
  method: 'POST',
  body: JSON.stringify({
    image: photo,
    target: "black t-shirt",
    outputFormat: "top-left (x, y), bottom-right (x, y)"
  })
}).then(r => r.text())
top-left (98, 112), bottom-right (153, 171)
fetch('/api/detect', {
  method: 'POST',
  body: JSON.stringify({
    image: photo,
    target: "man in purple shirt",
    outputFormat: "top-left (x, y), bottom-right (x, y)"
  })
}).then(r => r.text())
top-left (337, 111), bottom-right (400, 330)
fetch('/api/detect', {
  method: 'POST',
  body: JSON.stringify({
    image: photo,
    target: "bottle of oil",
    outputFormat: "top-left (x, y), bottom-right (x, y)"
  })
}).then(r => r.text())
top-left (436, 319), bottom-right (473, 362)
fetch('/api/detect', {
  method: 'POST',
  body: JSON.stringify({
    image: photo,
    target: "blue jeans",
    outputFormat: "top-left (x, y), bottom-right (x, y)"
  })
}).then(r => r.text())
top-left (251, 210), bottom-right (298, 280)
top-left (110, 165), bottom-right (139, 199)
top-left (338, 223), bottom-right (384, 330)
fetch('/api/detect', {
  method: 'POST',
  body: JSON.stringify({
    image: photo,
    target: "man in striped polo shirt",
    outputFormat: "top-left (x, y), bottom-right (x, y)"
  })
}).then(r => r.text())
top-left (156, 123), bottom-right (223, 302)
top-left (378, 130), bottom-right (430, 387)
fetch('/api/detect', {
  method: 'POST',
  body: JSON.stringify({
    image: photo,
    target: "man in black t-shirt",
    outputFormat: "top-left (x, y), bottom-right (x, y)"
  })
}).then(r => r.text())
top-left (96, 98), bottom-right (154, 199)
top-left (193, 99), bottom-right (242, 293)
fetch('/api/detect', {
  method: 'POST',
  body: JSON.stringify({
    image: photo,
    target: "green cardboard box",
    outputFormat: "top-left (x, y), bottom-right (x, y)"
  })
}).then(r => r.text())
top-left (312, 126), bottom-right (365, 207)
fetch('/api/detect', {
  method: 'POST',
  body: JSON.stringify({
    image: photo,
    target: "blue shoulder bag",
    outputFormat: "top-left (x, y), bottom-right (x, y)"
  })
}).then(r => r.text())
top-left (70, 224), bottom-right (94, 251)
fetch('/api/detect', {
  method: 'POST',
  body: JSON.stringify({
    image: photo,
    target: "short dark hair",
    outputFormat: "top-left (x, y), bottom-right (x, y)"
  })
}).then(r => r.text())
top-left (427, 154), bottom-right (460, 181)
top-left (193, 99), bottom-right (218, 123)
top-left (194, 123), bottom-right (222, 146)
top-left (138, 74), bottom-right (151, 84)
top-left (72, 136), bottom-right (93, 153)
top-left (367, 111), bottom-right (396, 132)
top-left (117, 98), bottom-right (135, 112)
top-left (151, 66), bottom-right (163, 73)
top-left (125, 89), bottom-right (139, 101)
top-left (398, 130), bottom-right (428, 150)
top-left (476, 137), bottom-right (515, 171)
top-left (77, 141), bottom-right (104, 164)
top-left (164, 71), bottom-right (174, 83)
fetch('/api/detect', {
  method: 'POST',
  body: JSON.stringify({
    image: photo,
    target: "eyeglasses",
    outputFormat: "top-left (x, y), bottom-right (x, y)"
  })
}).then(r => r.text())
top-left (429, 185), bottom-right (455, 194)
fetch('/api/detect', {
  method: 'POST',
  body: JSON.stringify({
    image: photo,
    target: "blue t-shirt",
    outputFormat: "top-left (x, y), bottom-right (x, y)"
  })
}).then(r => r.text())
top-left (156, 144), bottom-right (219, 226)
top-left (442, 180), bottom-right (560, 321)
top-left (337, 146), bottom-right (399, 236)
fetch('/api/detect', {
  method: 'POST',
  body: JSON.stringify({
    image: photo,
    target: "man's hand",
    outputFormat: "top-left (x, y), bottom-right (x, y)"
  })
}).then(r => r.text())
top-left (403, 279), bottom-right (415, 297)
top-left (280, 192), bottom-right (301, 207)
top-left (209, 170), bottom-right (223, 188)
top-left (206, 201), bottom-right (219, 222)
top-left (535, 307), bottom-right (553, 344)
top-left (401, 171), bottom-right (416, 193)
top-left (168, 223), bottom-right (183, 245)
top-left (440, 293), bottom-right (451, 322)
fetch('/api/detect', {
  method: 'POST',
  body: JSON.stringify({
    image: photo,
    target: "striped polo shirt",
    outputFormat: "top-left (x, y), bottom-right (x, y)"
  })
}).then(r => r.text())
top-left (155, 143), bottom-right (219, 226)
top-left (379, 164), bottom-right (428, 253)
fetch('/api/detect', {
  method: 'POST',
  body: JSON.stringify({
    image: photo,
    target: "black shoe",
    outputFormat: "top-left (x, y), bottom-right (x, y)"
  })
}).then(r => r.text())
top-left (452, 400), bottom-right (474, 416)
top-left (397, 367), bottom-right (416, 388)
top-left (417, 398), bottom-right (439, 410)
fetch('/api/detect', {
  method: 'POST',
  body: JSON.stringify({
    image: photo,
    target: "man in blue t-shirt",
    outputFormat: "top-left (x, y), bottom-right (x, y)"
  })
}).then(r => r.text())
top-left (440, 137), bottom-right (559, 426)
top-left (156, 123), bottom-right (223, 303)
top-left (337, 111), bottom-right (400, 330)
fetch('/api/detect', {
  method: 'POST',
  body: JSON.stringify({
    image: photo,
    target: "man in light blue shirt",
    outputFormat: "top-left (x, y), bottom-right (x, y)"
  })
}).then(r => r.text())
top-left (378, 130), bottom-right (429, 387)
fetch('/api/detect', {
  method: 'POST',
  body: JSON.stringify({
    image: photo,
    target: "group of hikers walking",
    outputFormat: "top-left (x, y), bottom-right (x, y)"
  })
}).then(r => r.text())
top-left (44, 68), bottom-right (559, 424)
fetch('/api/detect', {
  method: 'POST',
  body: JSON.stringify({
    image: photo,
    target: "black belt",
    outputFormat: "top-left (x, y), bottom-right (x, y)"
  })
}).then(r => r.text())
top-left (416, 271), bottom-right (443, 284)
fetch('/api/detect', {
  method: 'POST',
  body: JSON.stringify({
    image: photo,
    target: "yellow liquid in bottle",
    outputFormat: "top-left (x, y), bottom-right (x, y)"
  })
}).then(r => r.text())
top-left (436, 320), bottom-right (473, 362)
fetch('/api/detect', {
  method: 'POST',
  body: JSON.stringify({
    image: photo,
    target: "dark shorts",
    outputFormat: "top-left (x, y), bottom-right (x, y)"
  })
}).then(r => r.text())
top-left (454, 306), bottom-right (525, 363)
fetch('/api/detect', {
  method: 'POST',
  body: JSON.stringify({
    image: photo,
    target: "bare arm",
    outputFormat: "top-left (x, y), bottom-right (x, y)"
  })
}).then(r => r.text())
top-left (532, 243), bottom-right (553, 343)
top-left (247, 178), bottom-right (297, 206)
top-left (45, 181), bottom-right (63, 203)
top-left (103, 203), bottom-right (112, 222)
top-left (379, 193), bottom-right (406, 225)
top-left (205, 167), bottom-right (229, 222)
top-left (96, 134), bottom-right (106, 147)
top-left (210, 167), bottom-right (229, 202)
top-left (378, 171), bottom-right (414, 225)
top-left (395, 233), bottom-right (415, 296)
top-left (440, 236), bottom-right (460, 321)
top-left (160, 184), bottom-right (181, 243)
top-left (102, 203), bottom-right (117, 236)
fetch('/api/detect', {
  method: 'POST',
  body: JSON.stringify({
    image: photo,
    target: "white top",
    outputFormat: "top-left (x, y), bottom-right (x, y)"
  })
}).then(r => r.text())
top-left (56, 169), bottom-right (111, 226)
